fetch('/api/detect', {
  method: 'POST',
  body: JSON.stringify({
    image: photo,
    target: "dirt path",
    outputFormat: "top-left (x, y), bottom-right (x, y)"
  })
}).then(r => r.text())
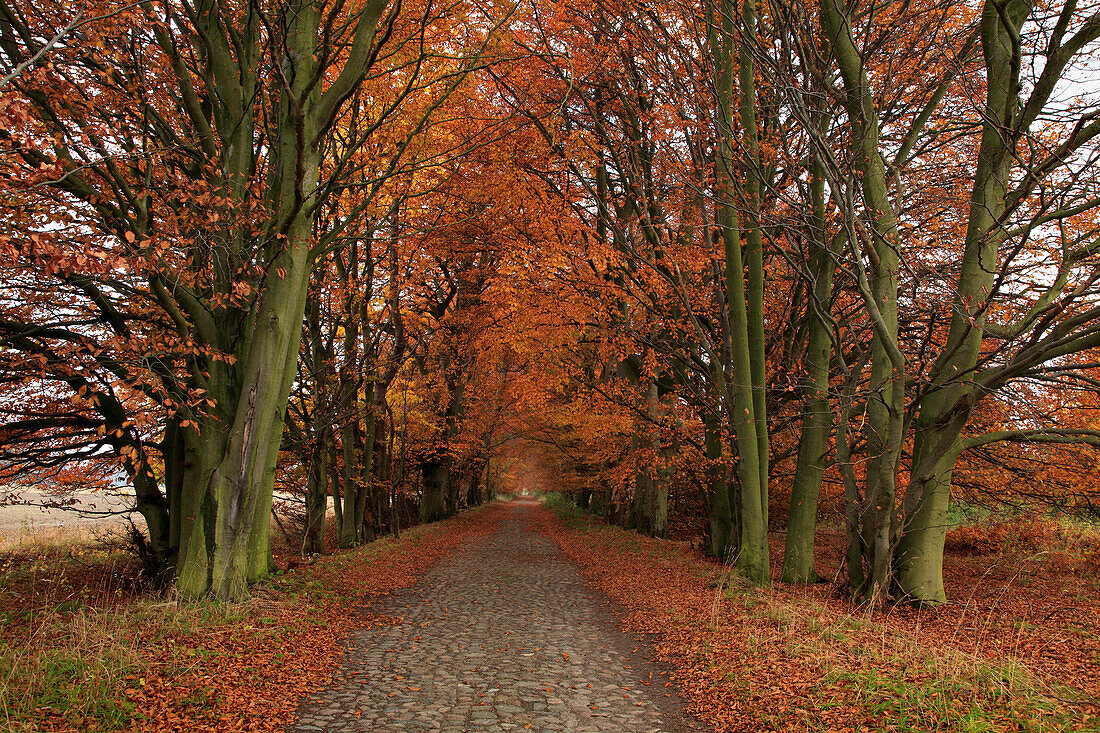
top-left (290, 499), bottom-right (702, 733)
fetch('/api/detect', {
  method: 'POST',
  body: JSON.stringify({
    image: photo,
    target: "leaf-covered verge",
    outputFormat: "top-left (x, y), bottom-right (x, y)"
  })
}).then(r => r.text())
top-left (536, 497), bottom-right (1099, 732)
top-left (0, 502), bottom-right (508, 733)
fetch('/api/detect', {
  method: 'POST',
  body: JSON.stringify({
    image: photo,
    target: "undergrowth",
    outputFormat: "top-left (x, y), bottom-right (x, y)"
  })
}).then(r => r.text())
top-left (0, 601), bottom-right (238, 732)
top-left (737, 582), bottom-right (1074, 731)
top-left (946, 510), bottom-right (1100, 573)
top-left (540, 491), bottom-right (596, 528)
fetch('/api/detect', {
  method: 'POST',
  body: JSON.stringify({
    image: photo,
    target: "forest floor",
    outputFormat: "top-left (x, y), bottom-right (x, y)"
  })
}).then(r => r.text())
top-left (541, 497), bottom-right (1100, 732)
top-left (0, 497), bottom-right (1096, 732)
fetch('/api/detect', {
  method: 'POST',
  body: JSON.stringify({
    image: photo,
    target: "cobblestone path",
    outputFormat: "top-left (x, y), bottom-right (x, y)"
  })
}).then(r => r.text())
top-left (290, 499), bottom-right (702, 733)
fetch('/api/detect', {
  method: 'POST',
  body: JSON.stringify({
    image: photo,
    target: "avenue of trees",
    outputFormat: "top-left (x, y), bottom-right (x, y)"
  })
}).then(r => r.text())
top-left (3, 0), bottom-right (1100, 605)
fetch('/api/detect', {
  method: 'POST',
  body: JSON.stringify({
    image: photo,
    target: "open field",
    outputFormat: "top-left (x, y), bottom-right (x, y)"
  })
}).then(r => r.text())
top-left (0, 491), bottom-right (132, 552)
top-left (0, 491), bottom-right (339, 553)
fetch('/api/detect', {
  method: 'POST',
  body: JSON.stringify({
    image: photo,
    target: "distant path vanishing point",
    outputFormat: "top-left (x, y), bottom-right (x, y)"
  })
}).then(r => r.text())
top-left (290, 498), bottom-right (703, 733)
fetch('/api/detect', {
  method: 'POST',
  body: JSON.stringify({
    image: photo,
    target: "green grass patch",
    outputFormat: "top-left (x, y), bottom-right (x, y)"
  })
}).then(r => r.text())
top-left (0, 609), bottom-right (144, 732)
top-left (541, 492), bottom-right (597, 528)
top-left (734, 592), bottom-right (1084, 732)
top-left (821, 657), bottom-right (1066, 732)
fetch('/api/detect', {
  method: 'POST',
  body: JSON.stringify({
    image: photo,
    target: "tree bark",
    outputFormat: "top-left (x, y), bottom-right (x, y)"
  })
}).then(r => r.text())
top-left (421, 455), bottom-right (450, 523)
top-left (819, 0), bottom-right (906, 602)
top-left (710, 0), bottom-right (769, 585)
top-left (895, 0), bottom-right (1028, 604)
top-left (781, 163), bottom-right (840, 583)
top-left (303, 427), bottom-right (330, 556)
top-left (163, 0), bottom-right (390, 598)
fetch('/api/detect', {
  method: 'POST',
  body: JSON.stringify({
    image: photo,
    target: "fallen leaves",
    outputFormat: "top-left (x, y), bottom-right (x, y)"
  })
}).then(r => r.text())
top-left (0, 503), bottom-right (507, 733)
top-left (533, 503), bottom-right (1100, 732)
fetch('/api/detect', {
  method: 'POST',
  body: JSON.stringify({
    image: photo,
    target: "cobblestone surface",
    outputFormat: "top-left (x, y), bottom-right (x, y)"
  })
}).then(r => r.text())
top-left (290, 499), bottom-right (702, 732)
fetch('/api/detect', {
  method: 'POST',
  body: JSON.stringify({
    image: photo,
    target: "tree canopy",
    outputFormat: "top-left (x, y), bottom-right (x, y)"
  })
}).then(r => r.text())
top-left (4, 0), bottom-right (1100, 604)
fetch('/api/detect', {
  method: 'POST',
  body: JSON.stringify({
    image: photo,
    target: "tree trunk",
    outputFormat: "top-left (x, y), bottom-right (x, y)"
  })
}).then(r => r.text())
top-left (168, 0), bottom-right (391, 598)
top-left (895, 0), bottom-right (1026, 604)
top-left (629, 445), bottom-right (652, 533)
top-left (373, 412), bottom-right (391, 535)
top-left (445, 466), bottom-right (460, 516)
top-left (738, 0), bottom-right (769, 524)
top-left (467, 460), bottom-right (485, 507)
top-left (650, 448), bottom-right (671, 540)
top-left (421, 455), bottom-right (450, 523)
top-left (302, 427), bottom-right (330, 555)
top-left (484, 458), bottom-right (496, 503)
top-left (330, 436), bottom-right (344, 533)
top-left (896, 448), bottom-right (956, 603)
top-left (173, 228), bottom-right (313, 599)
top-left (338, 413), bottom-right (362, 548)
top-left (819, 0), bottom-right (906, 602)
top-left (705, 383), bottom-right (734, 559)
top-left (300, 288), bottom-right (331, 556)
top-left (710, 0), bottom-right (769, 585)
top-left (628, 379), bottom-right (669, 538)
top-left (576, 486), bottom-right (590, 510)
top-left (357, 404), bottom-right (377, 544)
top-left (133, 452), bottom-right (173, 581)
top-left (781, 167), bottom-right (840, 583)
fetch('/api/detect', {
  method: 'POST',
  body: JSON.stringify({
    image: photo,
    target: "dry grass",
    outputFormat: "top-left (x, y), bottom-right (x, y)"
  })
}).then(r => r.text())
top-left (723, 579), bottom-right (1065, 729)
top-left (0, 524), bottom-right (107, 553)
top-left (0, 543), bottom-right (206, 732)
top-left (2, 606), bottom-right (145, 732)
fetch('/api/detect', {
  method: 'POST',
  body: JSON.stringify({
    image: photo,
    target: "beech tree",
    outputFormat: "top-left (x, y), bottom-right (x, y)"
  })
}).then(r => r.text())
top-left (802, 0), bottom-right (1100, 602)
top-left (897, 0), bottom-right (1100, 602)
top-left (0, 0), bottom-right (401, 598)
top-left (0, 0), bottom-right (508, 597)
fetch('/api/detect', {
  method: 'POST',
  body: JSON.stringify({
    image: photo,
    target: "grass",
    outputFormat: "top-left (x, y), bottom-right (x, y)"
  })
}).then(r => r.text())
top-left (0, 601), bottom-right (218, 732)
top-left (0, 548), bottom-right (381, 733)
top-left (819, 656), bottom-right (1057, 732)
top-left (541, 494), bottom-right (654, 558)
top-left (0, 520), bottom-right (368, 732)
top-left (0, 500), bottom-right (511, 733)
top-left (946, 501), bottom-right (995, 527)
top-left (945, 505), bottom-right (1100, 574)
top-left (727, 561), bottom-right (1085, 730)
top-left (947, 501), bottom-right (1100, 537)
top-left (728, 572), bottom-right (1090, 731)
